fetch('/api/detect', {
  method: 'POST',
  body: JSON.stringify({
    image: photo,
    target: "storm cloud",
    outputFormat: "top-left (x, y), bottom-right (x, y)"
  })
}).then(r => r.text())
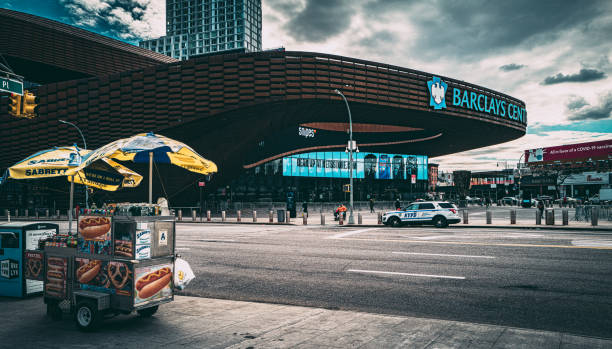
top-left (542, 68), bottom-right (607, 85)
top-left (283, 0), bottom-right (355, 42)
top-left (568, 92), bottom-right (612, 120)
top-left (499, 64), bottom-right (525, 72)
top-left (58, 0), bottom-right (164, 42)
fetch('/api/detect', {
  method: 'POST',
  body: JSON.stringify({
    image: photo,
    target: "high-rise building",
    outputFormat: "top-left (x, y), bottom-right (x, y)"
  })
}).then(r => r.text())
top-left (139, 0), bottom-right (261, 60)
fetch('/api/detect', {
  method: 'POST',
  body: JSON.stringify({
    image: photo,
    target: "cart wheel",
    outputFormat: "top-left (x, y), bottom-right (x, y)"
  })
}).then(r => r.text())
top-left (75, 300), bottom-right (99, 331)
top-left (46, 301), bottom-right (62, 320)
top-left (137, 305), bottom-right (159, 317)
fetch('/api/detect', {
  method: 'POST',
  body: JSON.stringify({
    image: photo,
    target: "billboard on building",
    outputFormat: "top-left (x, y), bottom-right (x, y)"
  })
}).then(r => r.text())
top-left (282, 152), bottom-right (427, 180)
top-left (525, 139), bottom-right (612, 164)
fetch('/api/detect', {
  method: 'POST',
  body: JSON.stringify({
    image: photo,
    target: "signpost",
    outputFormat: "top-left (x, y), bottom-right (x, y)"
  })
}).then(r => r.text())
top-left (198, 181), bottom-right (205, 222)
top-left (1, 76), bottom-right (23, 95)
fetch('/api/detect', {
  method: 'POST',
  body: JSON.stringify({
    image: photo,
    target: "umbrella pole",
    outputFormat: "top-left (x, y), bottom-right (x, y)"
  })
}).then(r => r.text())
top-left (149, 151), bottom-right (153, 204)
top-left (69, 176), bottom-right (74, 235)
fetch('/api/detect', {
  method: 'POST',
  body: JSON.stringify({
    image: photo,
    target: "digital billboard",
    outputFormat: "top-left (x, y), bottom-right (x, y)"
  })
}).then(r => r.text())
top-left (283, 152), bottom-right (428, 180)
top-left (525, 139), bottom-right (612, 163)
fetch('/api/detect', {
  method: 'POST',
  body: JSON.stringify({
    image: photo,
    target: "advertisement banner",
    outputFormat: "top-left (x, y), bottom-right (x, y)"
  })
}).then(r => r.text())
top-left (78, 216), bottom-right (112, 255)
top-left (75, 258), bottom-right (132, 296)
top-left (561, 172), bottom-right (610, 185)
top-left (525, 139), bottom-right (612, 163)
top-left (134, 264), bottom-right (173, 306)
top-left (283, 151), bottom-right (428, 180)
top-left (45, 256), bottom-right (67, 299)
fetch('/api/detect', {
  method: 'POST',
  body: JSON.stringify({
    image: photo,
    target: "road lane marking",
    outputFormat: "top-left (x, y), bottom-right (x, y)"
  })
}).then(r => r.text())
top-left (392, 252), bottom-right (495, 259)
top-left (571, 239), bottom-right (612, 247)
top-left (326, 228), bottom-right (378, 239)
top-left (347, 269), bottom-right (465, 280)
top-left (337, 237), bottom-right (612, 250)
top-left (176, 247), bottom-right (191, 250)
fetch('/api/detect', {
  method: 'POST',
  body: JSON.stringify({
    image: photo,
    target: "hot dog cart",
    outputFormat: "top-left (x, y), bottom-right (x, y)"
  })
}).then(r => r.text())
top-left (24, 213), bottom-right (177, 331)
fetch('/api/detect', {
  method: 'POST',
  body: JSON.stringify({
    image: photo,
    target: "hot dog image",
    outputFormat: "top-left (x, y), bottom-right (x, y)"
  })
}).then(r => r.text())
top-left (136, 267), bottom-right (172, 299)
top-left (46, 257), bottom-right (66, 298)
top-left (114, 240), bottom-right (133, 257)
top-left (79, 217), bottom-right (111, 240)
top-left (77, 260), bottom-right (101, 283)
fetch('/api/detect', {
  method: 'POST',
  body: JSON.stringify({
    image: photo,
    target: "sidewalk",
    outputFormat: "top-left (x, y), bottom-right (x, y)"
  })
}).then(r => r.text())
top-left (1, 295), bottom-right (610, 348)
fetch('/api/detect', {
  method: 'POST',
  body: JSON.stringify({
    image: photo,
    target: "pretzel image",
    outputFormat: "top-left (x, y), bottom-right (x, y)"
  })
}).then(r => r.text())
top-left (107, 262), bottom-right (131, 289)
top-left (26, 259), bottom-right (42, 278)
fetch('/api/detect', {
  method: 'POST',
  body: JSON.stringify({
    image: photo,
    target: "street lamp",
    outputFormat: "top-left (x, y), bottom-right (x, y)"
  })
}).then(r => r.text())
top-left (59, 120), bottom-right (89, 209)
top-left (334, 88), bottom-right (356, 224)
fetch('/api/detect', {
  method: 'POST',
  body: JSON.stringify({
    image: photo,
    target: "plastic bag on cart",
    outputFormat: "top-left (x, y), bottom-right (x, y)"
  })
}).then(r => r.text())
top-left (174, 258), bottom-right (195, 290)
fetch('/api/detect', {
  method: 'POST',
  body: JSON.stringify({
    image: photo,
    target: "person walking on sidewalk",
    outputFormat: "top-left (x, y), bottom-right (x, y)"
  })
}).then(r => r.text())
top-left (395, 198), bottom-right (401, 210)
top-left (537, 200), bottom-right (545, 219)
top-left (302, 201), bottom-right (308, 218)
top-left (369, 198), bottom-right (375, 213)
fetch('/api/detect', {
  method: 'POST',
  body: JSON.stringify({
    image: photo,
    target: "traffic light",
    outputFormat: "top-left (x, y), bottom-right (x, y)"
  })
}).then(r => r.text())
top-left (22, 90), bottom-right (37, 118)
top-left (343, 184), bottom-right (351, 193)
top-left (8, 93), bottom-right (22, 116)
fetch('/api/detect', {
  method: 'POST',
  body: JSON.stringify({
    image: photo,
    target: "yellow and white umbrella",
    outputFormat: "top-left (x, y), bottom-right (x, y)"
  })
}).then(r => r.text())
top-left (5, 146), bottom-right (142, 191)
top-left (67, 133), bottom-right (217, 203)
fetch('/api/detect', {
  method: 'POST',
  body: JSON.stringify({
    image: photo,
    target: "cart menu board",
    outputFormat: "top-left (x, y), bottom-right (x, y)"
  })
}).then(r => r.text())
top-left (45, 256), bottom-right (67, 299)
top-left (77, 216), bottom-right (112, 255)
top-left (75, 258), bottom-right (133, 296)
top-left (134, 263), bottom-right (173, 307)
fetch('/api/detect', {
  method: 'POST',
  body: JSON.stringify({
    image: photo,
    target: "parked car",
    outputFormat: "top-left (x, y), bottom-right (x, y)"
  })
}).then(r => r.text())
top-left (553, 197), bottom-right (581, 205)
top-left (382, 201), bottom-right (461, 228)
top-left (501, 197), bottom-right (519, 206)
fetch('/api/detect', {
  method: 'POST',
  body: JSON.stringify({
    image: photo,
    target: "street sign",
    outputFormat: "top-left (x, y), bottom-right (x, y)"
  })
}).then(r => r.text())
top-left (411, 174), bottom-right (416, 184)
top-left (0, 77), bottom-right (23, 95)
top-left (198, 181), bottom-right (205, 187)
top-left (343, 184), bottom-right (351, 192)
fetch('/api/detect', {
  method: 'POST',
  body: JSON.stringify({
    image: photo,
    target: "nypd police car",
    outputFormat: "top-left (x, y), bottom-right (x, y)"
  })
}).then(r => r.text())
top-left (382, 201), bottom-right (461, 228)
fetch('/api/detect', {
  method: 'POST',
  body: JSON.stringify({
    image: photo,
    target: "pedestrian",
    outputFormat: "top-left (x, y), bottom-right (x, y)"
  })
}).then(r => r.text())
top-left (537, 200), bottom-right (544, 219)
top-left (369, 197), bottom-right (375, 213)
top-left (302, 201), bottom-right (308, 218)
top-left (395, 198), bottom-right (401, 210)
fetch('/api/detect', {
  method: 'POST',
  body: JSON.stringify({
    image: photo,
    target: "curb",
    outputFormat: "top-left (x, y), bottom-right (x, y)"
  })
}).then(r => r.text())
top-left (337, 224), bottom-right (612, 232)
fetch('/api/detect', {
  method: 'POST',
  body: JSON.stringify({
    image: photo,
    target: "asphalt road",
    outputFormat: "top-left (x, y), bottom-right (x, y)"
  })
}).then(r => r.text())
top-left (175, 223), bottom-right (612, 339)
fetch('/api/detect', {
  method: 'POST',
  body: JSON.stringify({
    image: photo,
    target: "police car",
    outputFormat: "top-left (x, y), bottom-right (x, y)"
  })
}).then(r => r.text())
top-left (382, 201), bottom-right (461, 228)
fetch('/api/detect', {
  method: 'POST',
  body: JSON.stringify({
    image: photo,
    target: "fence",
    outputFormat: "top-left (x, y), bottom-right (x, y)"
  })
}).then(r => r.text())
top-left (574, 205), bottom-right (612, 222)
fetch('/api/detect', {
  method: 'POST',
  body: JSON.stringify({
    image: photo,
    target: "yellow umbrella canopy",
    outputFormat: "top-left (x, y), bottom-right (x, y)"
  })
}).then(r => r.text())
top-left (66, 133), bottom-right (218, 203)
top-left (4, 146), bottom-right (142, 191)
top-left (70, 132), bottom-right (218, 175)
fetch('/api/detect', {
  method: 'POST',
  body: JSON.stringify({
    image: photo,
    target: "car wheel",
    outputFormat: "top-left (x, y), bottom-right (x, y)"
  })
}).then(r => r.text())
top-left (75, 300), bottom-right (100, 331)
top-left (137, 305), bottom-right (159, 317)
top-left (389, 217), bottom-right (402, 227)
top-left (433, 216), bottom-right (447, 228)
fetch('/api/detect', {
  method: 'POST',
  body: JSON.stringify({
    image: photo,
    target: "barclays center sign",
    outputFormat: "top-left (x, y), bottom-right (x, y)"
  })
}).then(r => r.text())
top-left (427, 76), bottom-right (527, 124)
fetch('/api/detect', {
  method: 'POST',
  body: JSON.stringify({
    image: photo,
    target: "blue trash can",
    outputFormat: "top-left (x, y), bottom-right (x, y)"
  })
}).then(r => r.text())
top-left (0, 222), bottom-right (58, 297)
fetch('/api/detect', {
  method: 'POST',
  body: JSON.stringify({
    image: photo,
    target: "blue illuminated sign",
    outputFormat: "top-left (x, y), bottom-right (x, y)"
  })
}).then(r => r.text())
top-left (282, 152), bottom-right (428, 180)
top-left (426, 77), bottom-right (527, 124)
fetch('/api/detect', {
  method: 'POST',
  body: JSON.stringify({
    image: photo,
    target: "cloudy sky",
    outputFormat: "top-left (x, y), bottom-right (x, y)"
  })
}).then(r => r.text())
top-left (2, 0), bottom-right (611, 171)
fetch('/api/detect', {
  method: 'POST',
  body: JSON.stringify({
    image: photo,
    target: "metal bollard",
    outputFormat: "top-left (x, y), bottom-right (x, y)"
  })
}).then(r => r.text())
top-left (45, 209), bottom-right (49, 218)
top-left (192, 210), bottom-right (197, 221)
top-left (591, 207), bottom-right (599, 226)
top-left (286, 211), bottom-right (290, 223)
top-left (510, 210), bottom-right (516, 224)
top-left (56, 209), bottom-right (60, 219)
top-left (14, 209), bottom-right (18, 218)
top-left (221, 211), bottom-right (226, 222)
top-left (237, 210), bottom-right (241, 222)
top-left (536, 210), bottom-right (541, 225)
top-left (178, 209), bottom-right (183, 221)
top-left (562, 209), bottom-right (569, 225)
top-left (358, 213), bottom-right (362, 225)
top-left (36, 211), bottom-right (39, 219)
top-left (303, 214), bottom-right (307, 225)
top-left (486, 210), bottom-right (492, 224)
top-left (269, 210), bottom-right (274, 223)
top-left (207, 210), bottom-right (211, 222)
top-left (463, 210), bottom-right (469, 224)
top-left (377, 212), bottom-right (382, 224)
top-left (546, 209), bottom-right (555, 225)
top-left (4, 209), bottom-right (7, 217)
top-left (25, 209), bottom-right (28, 217)
top-left (253, 210), bottom-right (257, 222)
top-left (321, 213), bottom-right (325, 225)
top-left (7, 210), bottom-right (10, 222)
top-left (339, 214), bottom-right (343, 225)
